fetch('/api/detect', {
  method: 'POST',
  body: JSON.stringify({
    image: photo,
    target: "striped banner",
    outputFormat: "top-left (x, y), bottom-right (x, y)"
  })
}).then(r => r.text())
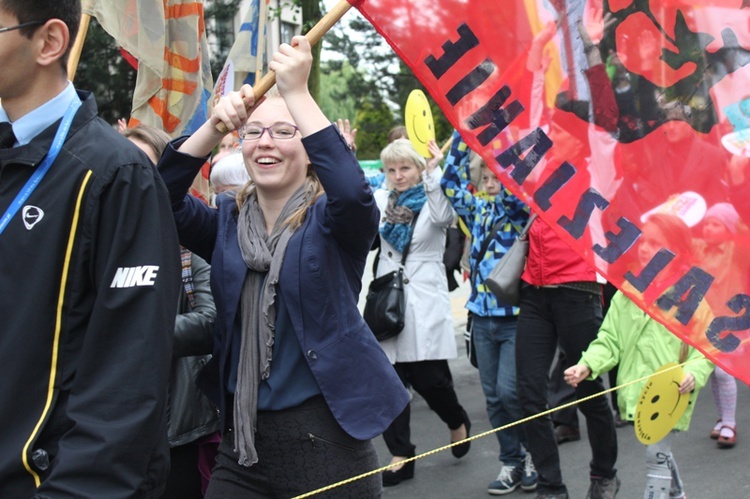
top-left (83, 0), bottom-right (213, 137)
top-left (215, 0), bottom-right (269, 96)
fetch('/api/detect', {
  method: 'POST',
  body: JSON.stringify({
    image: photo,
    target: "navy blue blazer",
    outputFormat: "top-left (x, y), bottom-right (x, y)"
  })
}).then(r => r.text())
top-left (158, 126), bottom-right (408, 440)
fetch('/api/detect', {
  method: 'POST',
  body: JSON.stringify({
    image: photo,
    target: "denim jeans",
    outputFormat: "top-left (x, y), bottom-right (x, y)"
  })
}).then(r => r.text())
top-left (516, 284), bottom-right (617, 495)
top-left (471, 315), bottom-right (525, 468)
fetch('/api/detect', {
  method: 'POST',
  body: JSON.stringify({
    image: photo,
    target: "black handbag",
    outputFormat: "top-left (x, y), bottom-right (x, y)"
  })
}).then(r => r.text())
top-left (364, 219), bottom-right (416, 341)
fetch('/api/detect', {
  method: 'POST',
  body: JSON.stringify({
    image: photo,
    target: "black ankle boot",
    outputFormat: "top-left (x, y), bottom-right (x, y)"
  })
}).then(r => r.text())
top-left (382, 457), bottom-right (415, 487)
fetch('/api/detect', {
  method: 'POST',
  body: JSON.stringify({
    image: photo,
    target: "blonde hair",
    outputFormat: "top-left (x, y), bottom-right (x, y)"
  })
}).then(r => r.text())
top-left (122, 124), bottom-right (171, 159)
top-left (380, 138), bottom-right (426, 172)
top-left (469, 150), bottom-right (488, 190)
top-left (235, 175), bottom-right (323, 231)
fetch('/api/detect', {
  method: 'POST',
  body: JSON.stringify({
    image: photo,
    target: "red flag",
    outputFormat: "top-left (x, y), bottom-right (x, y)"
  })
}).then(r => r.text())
top-left (352, 0), bottom-right (750, 383)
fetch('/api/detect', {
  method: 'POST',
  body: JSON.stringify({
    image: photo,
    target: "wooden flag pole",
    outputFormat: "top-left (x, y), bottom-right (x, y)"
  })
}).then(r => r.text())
top-left (440, 135), bottom-right (453, 155)
top-left (216, 0), bottom-right (353, 133)
top-left (67, 13), bottom-right (92, 82)
top-left (254, 0), bottom-right (269, 86)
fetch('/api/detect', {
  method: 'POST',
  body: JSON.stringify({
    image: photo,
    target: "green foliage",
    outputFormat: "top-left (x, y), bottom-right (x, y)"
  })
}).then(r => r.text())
top-left (299, 0), bottom-right (323, 100)
top-left (319, 58), bottom-right (400, 159)
top-left (355, 99), bottom-right (398, 160)
top-left (322, 10), bottom-right (453, 151)
top-left (318, 61), bottom-right (360, 121)
top-left (74, 18), bottom-right (137, 126)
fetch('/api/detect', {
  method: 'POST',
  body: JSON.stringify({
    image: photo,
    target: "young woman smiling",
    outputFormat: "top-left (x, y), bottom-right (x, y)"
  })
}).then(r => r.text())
top-left (157, 37), bottom-right (408, 498)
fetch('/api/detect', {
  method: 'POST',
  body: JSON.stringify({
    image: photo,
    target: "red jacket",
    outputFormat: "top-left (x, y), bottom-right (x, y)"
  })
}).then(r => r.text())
top-left (521, 218), bottom-right (599, 286)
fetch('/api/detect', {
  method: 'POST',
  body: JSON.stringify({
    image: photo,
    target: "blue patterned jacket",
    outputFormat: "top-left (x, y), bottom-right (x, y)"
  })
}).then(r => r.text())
top-left (440, 130), bottom-right (529, 317)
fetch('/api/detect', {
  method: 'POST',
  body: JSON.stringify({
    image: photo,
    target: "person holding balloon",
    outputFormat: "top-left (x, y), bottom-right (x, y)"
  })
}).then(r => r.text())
top-left (564, 213), bottom-right (714, 499)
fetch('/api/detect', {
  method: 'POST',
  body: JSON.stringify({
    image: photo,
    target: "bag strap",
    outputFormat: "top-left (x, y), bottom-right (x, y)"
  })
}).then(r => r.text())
top-left (471, 217), bottom-right (505, 282)
top-left (471, 212), bottom-right (537, 282)
top-left (509, 209), bottom-right (538, 235)
top-left (519, 213), bottom-right (538, 240)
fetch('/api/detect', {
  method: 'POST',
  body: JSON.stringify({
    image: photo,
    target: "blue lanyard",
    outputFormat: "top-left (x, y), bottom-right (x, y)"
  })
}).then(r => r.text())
top-left (0, 98), bottom-right (81, 236)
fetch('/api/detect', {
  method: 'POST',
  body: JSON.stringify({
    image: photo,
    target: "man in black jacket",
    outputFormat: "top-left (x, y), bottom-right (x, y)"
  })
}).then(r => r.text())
top-left (0, 1), bottom-right (180, 497)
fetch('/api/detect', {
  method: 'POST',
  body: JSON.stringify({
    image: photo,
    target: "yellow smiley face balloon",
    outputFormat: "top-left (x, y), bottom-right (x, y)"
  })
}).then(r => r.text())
top-left (634, 363), bottom-right (690, 445)
top-left (405, 89), bottom-right (435, 157)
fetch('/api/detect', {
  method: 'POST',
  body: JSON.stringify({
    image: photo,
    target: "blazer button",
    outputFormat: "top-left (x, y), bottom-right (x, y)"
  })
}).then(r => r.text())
top-left (388, 251), bottom-right (393, 257)
top-left (307, 350), bottom-right (318, 360)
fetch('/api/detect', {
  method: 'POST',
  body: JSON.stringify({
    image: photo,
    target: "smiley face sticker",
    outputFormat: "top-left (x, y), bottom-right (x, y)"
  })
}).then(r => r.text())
top-left (634, 363), bottom-right (691, 445)
top-left (405, 89), bottom-right (435, 157)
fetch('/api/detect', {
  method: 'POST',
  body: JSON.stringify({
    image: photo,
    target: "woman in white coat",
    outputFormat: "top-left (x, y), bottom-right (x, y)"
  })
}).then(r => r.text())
top-left (374, 139), bottom-right (471, 486)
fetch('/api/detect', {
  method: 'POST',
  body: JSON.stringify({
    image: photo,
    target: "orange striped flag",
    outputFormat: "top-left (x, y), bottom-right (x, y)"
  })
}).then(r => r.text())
top-left (82, 0), bottom-right (213, 137)
top-left (83, 0), bottom-right (213, 203)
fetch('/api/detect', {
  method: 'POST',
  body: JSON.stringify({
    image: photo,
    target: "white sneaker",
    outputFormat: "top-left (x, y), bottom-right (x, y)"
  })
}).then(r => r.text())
top-left (521, 452), bottom-right (538, 491)
top-left (488, 465), bottom-right (521, 495)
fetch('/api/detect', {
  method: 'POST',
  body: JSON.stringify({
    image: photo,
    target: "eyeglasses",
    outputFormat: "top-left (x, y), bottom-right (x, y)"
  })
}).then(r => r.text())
top-left (238, 123), bottom-right (299, 141)
top-left (0, 20), bottom-right (45, 35)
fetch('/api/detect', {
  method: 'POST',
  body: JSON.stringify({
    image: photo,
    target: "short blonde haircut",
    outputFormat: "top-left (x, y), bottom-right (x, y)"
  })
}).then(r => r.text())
top-left (380, 138), bottom-right (426, 172)
top-left (469, 150), bottom-right (487, 189)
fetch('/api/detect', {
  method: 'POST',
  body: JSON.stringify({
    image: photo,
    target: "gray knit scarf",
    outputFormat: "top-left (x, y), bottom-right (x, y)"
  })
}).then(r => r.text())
top-left (235, 181), bottom-right (312, 466)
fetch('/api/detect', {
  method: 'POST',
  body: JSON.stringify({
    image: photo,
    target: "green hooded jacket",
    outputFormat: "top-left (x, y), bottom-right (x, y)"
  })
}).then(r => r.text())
top-left (580, 291), bottom-right (714, 432)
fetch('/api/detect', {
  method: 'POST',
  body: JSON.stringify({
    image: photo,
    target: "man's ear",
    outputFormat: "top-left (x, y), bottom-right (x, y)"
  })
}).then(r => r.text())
top-left (35, 19), bottom-right (70, 68)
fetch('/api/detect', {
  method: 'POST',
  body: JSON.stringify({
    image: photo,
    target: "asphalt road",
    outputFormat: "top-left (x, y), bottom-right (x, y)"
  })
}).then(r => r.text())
top-left (356, 270), bottom-right (750, 498)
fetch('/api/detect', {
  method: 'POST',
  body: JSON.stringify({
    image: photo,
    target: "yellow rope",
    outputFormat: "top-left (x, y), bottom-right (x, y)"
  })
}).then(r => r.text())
top-left (292, 359), bottom-right (697, 498)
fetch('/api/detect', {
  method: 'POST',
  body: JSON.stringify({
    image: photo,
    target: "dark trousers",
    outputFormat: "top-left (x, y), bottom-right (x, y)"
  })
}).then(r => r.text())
top-left (549, 350), bottom-right (621, 428)
top-left (160, 443), bottom-right (203, 499)
top-left (205, 396), bottom-right (381, 498)
top-left (550, 281), bottom-right (621, 427)
top-left (549, 349), bottom-right (580, 428)
top-left (516, 285), bottom-right (617, 495)
top-left (383, 360), bottom-right (466, 457)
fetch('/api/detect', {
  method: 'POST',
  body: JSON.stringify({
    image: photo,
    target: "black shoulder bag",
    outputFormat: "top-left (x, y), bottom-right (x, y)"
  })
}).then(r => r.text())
top-left (364, 218), bottom-right (417, 341)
